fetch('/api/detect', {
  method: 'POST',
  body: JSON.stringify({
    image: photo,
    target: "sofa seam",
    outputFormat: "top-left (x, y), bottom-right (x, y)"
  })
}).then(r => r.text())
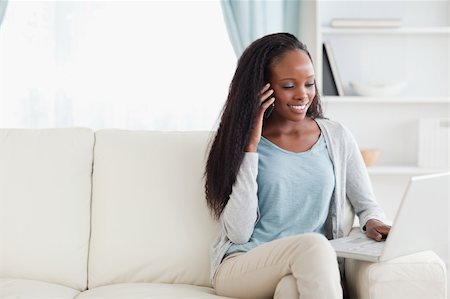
top-left (368, 264), bottom-right (374, 299)
top-left (85, 130), bottom-right (96, 291)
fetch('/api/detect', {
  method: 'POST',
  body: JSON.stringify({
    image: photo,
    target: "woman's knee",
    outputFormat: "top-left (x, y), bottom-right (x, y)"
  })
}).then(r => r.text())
top-left (292, 233), bottom-right (337, 262)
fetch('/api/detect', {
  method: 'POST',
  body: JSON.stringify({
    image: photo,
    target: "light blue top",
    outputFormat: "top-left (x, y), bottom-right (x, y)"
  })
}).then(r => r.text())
top-left (227, 133), bottom-right (335, 255)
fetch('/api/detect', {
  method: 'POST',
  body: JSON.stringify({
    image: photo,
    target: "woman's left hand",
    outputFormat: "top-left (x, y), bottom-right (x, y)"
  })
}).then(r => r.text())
top-left (365, 219), bottom-right (391, 242)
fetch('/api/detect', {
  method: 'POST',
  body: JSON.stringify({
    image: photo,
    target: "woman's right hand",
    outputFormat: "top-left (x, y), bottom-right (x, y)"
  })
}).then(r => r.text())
top-left (245, 83), bottom-right (275, 152)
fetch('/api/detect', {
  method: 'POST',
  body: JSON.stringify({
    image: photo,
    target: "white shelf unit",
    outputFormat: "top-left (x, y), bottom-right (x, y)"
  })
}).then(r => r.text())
top-left (323, 96), bottom-right (450, 104)
top-left (314, 0), bottom-right (450, 99)
top-left (366, 165), bottom-right (448, 175)
top-left (321, 26), bottom-right (450, 35)
top-left (318, 33), bottom-right (449, 97)
top-left (297, 0), bottom-right (450, 174)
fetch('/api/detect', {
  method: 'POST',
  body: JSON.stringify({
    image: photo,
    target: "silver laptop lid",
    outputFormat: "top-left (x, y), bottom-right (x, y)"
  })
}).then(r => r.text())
top-left (381, 172), bottom-right (449, 262)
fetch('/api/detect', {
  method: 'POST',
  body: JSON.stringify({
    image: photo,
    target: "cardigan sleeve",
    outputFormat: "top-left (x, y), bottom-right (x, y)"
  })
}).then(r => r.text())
top-left (343, 126), bottom-right (386, 229)
top-left (220, 153), bottom-right (259, 244)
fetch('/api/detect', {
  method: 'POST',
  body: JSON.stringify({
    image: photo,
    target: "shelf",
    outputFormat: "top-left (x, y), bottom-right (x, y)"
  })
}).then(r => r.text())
top-left (321, 26), bottom-right (450, 35)
top-left (367, 166), bottom-right (448, 175)
top-left (323, 96), bottom-right (450, 104)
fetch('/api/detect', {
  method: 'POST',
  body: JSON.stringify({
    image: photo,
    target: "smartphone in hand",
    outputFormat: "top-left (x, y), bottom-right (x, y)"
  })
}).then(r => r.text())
top-left (262, 93), bottom-right (275, 119)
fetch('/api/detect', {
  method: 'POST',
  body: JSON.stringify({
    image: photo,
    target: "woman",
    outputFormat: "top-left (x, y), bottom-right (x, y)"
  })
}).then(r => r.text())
top-left (204, 32), bottom-right (390, 299)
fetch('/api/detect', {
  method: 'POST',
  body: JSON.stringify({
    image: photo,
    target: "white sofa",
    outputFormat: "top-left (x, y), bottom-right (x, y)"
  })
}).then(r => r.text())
top-left (0, 128), bottom-right (447, 299)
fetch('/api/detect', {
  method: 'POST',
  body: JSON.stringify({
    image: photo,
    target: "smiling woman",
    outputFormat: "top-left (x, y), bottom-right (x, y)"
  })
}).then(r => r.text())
top-left (0, 1), bottom-right (235, 130)
top-left (204, 32), bottom-right (391, 299)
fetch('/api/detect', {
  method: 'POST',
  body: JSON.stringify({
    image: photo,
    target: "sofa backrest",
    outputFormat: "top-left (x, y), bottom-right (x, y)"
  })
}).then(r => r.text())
top-left (88, 130), bottom-right (220, 289)
top-left (0, 128), bottom-right (94, 291)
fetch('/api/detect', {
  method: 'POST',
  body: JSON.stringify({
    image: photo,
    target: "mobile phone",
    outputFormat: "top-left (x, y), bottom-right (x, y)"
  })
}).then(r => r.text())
top-left (262, 95), bottom-right (275, 119)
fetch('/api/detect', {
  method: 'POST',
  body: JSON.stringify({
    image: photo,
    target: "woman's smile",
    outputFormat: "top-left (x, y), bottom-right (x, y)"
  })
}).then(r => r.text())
top-left (287, 102), bottom-right (309, 113)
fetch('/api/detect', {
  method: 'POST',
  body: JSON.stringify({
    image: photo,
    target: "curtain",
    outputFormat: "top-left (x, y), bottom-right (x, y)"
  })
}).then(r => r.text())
top-left (0, 0), bottom-right (7, 27)
top-left (221, 0), bottom-right (300, 57)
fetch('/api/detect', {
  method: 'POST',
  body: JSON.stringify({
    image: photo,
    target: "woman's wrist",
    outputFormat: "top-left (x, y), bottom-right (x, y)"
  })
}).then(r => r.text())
top-left (245, 145), bottom-right (257, 152)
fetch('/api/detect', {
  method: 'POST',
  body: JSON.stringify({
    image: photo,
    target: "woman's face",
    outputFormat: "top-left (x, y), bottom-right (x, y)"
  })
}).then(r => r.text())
top-left (268, 49), bottom-right (316, 122)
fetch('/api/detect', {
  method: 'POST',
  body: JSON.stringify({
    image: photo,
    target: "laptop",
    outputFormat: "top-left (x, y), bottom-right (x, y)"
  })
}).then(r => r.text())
top-left (330, 172), bottom-right (449, 263)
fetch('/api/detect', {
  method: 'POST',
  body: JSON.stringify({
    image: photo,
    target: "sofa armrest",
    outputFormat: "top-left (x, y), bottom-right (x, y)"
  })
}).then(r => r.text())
top-left (345, 250), bottom-right (447, 299)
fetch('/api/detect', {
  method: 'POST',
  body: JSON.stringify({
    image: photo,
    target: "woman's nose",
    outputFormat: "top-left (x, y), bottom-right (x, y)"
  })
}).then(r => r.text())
top-left (295, 86), bottom-right (308, 100)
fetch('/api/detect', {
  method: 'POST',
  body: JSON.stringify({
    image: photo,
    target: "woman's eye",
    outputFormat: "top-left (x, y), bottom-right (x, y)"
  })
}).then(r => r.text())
top-left (282, 85), bottom-right (294, 89)
top-left (306, 82), bottom-right (315, 87)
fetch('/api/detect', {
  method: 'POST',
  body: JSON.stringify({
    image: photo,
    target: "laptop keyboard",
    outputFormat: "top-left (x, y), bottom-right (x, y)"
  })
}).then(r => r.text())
top-left (331, 235), bottom-right (385, 256)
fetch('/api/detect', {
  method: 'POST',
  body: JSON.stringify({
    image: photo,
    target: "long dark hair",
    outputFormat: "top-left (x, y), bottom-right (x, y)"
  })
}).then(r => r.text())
top-left (205, 32), bottom-right (324, 220)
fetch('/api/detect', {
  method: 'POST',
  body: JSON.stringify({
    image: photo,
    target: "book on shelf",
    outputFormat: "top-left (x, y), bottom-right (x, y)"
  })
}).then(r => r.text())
top-left (330, 18), bottom-right (402, 28)
top-left (418, 118), bottom-right (449, 169)
top-left (322, 41), bottom-right (344, 96)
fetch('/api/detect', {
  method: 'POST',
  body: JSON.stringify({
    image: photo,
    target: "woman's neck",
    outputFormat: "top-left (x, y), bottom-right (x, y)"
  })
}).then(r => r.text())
top-left (263, 115), bottom-right (315, 137)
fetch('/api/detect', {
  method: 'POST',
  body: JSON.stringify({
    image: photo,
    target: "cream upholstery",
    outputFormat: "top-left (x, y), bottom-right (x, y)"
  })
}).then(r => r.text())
top-left (0, 279), bottom-right (80, 298)
top-left (88, 130), bottom-right (220, 288)
top-left (346, 251), bottom-right (447, 299)
top-left (0, 129), bottom-right (93, 291)
top-left (76, 282), bottom-right (234, 299)
top-left (0, 128), bottom-right (447, 298)
top-left (345, 228), bottom-right (447, 299)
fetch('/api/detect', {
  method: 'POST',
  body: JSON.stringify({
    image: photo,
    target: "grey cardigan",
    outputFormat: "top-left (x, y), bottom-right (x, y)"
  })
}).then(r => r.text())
top-left (209, 118), bottom-right (386, 283)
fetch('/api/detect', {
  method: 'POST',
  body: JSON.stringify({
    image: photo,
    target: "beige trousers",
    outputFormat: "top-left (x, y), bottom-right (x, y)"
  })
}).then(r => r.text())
top-left (214, 233), bottom-right (343, 299)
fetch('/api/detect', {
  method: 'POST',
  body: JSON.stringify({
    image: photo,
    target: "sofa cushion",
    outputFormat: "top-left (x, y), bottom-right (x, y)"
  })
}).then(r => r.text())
top-left (88, 131), bottom-right (220, 289)
top-left (345, 250), bottom-right (447, 299)
top-left (0, 128), bottom-right (94, 291)
top-left (0, 278), bottom-right (80, 298)
top-left (76, 282), bottom-right (234, 298)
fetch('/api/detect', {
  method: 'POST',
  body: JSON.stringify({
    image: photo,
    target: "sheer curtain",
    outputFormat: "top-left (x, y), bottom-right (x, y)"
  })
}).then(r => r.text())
top-left (221, 0), bottom-right (300, 57)
top-left (0, 1), bottom-right (236, 130)
top-left (0, 0), bottom-right (7, 26)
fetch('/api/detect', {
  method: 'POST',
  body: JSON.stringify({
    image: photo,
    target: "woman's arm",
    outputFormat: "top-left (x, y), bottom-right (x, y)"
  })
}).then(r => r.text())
top-left (220, 152), bottom-right (259, 244)
top-left (343, 127), bottom-right (389, 237)
top-left (220, 84), bottom-right (274, 244)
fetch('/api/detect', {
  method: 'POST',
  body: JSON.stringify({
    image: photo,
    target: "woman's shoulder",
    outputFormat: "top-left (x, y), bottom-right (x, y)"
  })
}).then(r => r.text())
top-left (315, 118), bottom-right (358, 155)
top-left (315, 118), bottom-right (351, 137)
